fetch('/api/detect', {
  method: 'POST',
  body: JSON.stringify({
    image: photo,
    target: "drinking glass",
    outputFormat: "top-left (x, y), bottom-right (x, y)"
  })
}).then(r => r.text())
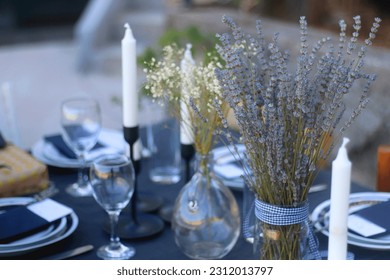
top-left (61, 98), bottom-right (101, 196)
top-left (148, 118), bottom-right (181, 184)
top-left (90, 154), bottom-right (136, 260)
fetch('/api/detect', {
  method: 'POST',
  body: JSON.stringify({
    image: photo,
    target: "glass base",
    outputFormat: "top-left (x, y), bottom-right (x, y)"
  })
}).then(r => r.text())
top-left (138, 192), bottom-right (164, 213)
top-left (97, 243), bottom-right (135, 260)
top-left (182, 241), bottom-right (230, 260)
top-left (158, 205), bottom-right (173, 223)
top-left (149, 167), bottom-right (181, 184)
top-left (116, 213), bottom-right (164, 239)
top-left (66, 182), bottom-right (93, 197)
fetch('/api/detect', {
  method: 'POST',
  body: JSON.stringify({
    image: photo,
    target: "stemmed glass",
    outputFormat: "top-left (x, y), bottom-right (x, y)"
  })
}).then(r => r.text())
top-left (61, 98), bottom-right (101, 197)
top-left (90, 154), bottom-right (136, 260)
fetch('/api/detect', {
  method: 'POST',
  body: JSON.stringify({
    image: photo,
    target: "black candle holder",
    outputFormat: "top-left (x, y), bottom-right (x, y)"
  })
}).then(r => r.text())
top-left (116, 126), bottom-right (164, 239)
top-left (181, 143), bottom-right (195, 182)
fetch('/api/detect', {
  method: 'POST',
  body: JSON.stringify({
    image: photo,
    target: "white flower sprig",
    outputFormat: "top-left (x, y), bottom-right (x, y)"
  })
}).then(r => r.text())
top-left (144, 44), bottom-right (228, 155)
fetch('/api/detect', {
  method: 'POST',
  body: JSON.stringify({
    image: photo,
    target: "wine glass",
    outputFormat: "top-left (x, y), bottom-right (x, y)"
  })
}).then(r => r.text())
top-left (61, 98), bottom-right (101, 197)
top-left (90, 154), bottom-right (136, 260)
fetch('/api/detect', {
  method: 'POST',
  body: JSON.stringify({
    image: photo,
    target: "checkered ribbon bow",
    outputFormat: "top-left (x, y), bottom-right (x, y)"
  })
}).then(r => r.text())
top-left (249, 199), bottom-right (321, 260)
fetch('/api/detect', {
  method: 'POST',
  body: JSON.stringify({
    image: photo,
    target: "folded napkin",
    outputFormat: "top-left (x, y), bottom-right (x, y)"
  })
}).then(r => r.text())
top-left (44, 134), bottom-right (104, 159)
top-left (348, 200), bottom-right (390, 237)
top-left (0, 198), bottom-right (72, 243)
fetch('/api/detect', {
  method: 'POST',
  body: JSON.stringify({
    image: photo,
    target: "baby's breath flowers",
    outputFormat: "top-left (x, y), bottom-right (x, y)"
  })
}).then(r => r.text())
top-left (144, 44), bottom-right (228, 155)
top-left (144, 45), bottom-right (183, 104)
top-left (214, 15), bottom-right (380, 259)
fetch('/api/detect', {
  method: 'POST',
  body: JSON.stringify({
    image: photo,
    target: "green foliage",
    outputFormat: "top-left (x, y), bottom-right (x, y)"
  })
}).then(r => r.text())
top-left (137, 47), bottom-right (157, 69)
top-left (138, 25), bottom-right (221, 97)
top-left (138, 25), bottom-right (219, 70)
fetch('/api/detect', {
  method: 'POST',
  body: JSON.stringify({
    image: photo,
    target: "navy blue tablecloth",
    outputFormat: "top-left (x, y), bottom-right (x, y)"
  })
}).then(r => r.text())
top-left (1, 163), bottom-right (388, 260)
top-left (2, 125), bottom-right (389, 260)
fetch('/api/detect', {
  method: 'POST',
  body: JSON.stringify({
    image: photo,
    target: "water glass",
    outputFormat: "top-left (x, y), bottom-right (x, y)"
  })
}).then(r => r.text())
top-left (90, 154), bottom-right (135, 260)
top-left (243, 182), bottom-right (256, 243)
top-left (61, 97), bottom-right (101, 196)
top-left (242, 153), bottom-right (256, 243)
top-left (147, 118), bottom-right (181, 184)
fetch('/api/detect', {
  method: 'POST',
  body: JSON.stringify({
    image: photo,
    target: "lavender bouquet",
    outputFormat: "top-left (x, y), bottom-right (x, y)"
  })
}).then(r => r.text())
top-left (214, 15), bottom-right (381, 259)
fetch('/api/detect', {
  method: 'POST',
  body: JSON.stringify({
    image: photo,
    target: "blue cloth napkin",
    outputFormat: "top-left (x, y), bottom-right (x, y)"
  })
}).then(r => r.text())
top-left (0, 205), bottom-right (51, 243)
top-left (354, 200), bottom-right (390, 235)
top-left (44, 134), bottom-right (104, 159)
top-left (0, 199), bottom-right (73, 244)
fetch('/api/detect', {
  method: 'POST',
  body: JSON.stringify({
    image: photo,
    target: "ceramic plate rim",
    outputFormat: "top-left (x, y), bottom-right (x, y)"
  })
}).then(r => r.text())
top-left (31, 139), bottom-right (78, 168)
top-left (31, 128), bottom-right (125, 168)
top-left (311, 192), bottom-right (390, 250)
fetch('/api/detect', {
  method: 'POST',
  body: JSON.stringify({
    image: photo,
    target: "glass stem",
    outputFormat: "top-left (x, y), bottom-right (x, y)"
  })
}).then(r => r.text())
top-left (109, 211), bottom-right (121, 249)
top-left (77, 154), bottom-right (86, 188)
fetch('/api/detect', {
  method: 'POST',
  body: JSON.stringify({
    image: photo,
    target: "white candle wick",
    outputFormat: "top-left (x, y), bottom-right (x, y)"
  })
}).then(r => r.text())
top-left (124, 23), bottom-right (132, 37)
top-left (341, 137), bottom-right (350, 151)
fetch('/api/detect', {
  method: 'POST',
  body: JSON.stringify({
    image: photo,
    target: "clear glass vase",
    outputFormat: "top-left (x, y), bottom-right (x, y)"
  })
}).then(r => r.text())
top-left (253, 209), bottom-right (310, 260)
top-left (172, 152), bottom-right (241, 259)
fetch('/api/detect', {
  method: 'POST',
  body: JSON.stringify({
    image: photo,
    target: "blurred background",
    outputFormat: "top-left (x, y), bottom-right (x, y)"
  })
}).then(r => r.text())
top-left (0, 0), bottom-right (389, 190)
top-left (0, 1), bottom-right (388, 46)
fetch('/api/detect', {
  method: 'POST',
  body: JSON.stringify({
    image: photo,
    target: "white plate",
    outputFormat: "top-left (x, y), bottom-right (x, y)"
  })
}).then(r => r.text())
top-left (212, 144), bottom-right (246, 190)
top-left (0, 197), bottom-right (78, 256)
top-left (31, 128), bottom-right (126, 168)
top-left (311, 192), bottom-right (390, 250)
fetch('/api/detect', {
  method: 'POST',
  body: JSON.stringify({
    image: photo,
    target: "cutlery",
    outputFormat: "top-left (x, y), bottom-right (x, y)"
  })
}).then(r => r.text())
top-left (46, 244), bottom-right (94, 260)
top-left (31, 183), bottom-right (59, 203)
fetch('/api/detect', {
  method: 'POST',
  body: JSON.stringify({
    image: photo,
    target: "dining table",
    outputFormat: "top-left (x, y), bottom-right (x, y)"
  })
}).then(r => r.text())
top-left (1, 127), bottom-right (390, 261)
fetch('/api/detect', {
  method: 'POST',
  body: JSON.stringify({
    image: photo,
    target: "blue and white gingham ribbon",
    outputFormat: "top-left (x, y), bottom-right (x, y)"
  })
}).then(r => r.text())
top-left (244, 199), bottom-right (321, 260)
top-left (255, 199), bottom-right (309, 225)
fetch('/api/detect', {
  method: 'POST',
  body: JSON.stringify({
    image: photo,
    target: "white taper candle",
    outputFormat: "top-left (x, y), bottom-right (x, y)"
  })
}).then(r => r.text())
top-left (180, 44), bottom-right (194, 145)
top-left (122, 23), bottom-right (138, 128)
top-left (328, 137), bottom-right (352, 259)
top-left (1, 82), bottom-right (20, 146)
